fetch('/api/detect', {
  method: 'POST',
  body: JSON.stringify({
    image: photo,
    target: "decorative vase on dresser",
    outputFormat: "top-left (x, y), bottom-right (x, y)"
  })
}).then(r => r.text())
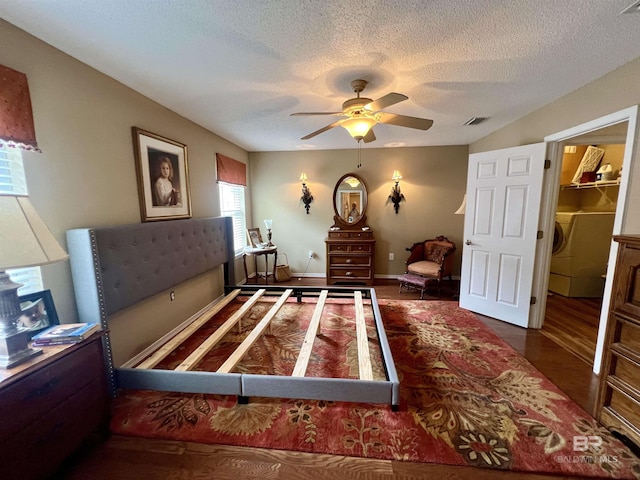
top-left (326, 173), bottom-right (376, 286)
top-left (595, 234), bottom-right (640, 450)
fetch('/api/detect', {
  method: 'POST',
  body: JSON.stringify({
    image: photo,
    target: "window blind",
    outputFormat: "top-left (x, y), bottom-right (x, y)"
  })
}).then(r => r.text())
top-left (219, 182), bottom-right (247, 254)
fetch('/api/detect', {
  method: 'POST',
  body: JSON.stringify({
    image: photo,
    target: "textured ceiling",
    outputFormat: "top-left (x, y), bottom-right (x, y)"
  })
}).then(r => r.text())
top-left (1, 0), bottom-right (640, 152)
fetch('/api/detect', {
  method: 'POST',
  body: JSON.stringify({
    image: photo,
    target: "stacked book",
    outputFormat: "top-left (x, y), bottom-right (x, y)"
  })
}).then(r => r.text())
top-left (31, 322), bottom-right (101, 346)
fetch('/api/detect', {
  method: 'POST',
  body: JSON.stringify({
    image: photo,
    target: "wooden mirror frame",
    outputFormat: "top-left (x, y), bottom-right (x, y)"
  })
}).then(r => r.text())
top-left (332, 173), bottom-right (368, 229)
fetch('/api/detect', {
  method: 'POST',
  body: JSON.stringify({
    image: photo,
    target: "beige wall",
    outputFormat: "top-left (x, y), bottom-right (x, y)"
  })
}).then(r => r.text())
top-left (470, 57), bottom-right (640, 233)
top-left (0, 20), bottom-right (249, 361)
top-left (249, 146), bottom-right (469, 278)
top-left (6, 14), bottom-right (640, 361)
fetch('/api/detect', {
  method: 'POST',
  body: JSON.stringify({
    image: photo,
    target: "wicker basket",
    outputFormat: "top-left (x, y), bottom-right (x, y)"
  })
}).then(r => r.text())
top-left (274, 253), bottom-right (291, 282)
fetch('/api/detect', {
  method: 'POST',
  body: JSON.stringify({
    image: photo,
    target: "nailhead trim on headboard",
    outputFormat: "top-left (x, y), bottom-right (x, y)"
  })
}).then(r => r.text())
top-left (68, 216), bottom-right (234, 317)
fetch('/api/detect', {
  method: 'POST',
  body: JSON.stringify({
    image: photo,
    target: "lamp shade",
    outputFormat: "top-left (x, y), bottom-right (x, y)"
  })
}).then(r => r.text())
top-left (454, 194), bottom-right (467, 215)
top-left (0, 194), bottom-right (68, 269)
top-left (341, 116), bottom-right (376, 139)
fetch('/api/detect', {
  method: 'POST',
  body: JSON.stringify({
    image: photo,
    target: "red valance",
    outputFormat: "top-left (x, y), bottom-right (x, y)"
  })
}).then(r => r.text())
top-left (0, 65), bottom-right (40, 152)
top-left (216, 153), bottom-right (246, 186)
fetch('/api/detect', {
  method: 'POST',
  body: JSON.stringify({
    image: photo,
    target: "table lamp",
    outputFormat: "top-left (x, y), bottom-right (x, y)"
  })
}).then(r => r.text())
top-left (0, 193), bottom-right (69, 368)
top-left (264, 219), bottom-right (273, 247)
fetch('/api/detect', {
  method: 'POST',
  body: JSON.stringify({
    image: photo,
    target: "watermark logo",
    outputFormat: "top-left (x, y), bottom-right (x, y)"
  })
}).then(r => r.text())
top-left (555, 436), bottom-right (618, 464)
top-left (573, 435), bottom-right (603, 452)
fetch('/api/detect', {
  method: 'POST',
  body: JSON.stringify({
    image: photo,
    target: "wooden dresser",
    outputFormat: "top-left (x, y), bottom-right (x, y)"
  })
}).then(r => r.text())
top-left (0, 332), bottom-right (110, 480)
top-left (325, 229), bottom-right (376, 285)
top-left (596, 235), bottom-right (640, 449)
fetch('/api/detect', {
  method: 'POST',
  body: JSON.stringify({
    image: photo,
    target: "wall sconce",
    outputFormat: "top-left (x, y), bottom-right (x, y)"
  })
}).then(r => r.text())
top-left (388, 170), bottom-right (405, 214)
top-left (299, 172), bottom-right (314, 214)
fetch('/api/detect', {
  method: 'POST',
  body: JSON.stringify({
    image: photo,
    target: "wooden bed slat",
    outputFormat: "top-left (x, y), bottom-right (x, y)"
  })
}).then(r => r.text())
top-left (175, 289), bottom-right (267, 371)
top-left (354, 291), bottom-right (373, 381)
top-left (292, 289), bottom-right (329, 377)
top-left (217, 289), bottom-right (293, 374)
top-left (136, 289), bottom-right (242, 370)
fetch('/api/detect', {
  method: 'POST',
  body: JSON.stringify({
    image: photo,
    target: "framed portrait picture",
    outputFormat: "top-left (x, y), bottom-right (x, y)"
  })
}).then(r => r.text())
top-left (132, 127), bottom-right (192, 222)
top-left (17, 289), bottom-right (60, 339)
top-left (247, 227), bottom-right (263, 247)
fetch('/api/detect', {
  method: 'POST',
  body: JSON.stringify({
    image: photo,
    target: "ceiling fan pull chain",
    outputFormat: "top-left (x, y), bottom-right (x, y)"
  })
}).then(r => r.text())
top-left (357, 140), bottom-right (362, 168)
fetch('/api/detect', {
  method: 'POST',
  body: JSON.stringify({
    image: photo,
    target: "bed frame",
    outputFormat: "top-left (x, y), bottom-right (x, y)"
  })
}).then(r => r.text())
top-left (66, 217), bottom-right (399, 408)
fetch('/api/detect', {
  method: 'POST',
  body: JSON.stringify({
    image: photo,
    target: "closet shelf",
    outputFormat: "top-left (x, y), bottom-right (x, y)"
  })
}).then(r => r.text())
top-left (560, 179), bottom-right (620, 190)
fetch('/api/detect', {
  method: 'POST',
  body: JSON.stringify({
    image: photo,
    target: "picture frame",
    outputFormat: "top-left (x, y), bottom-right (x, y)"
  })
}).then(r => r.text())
top-left (247, 227), bottom-right (263, 248)
top-left (132, 126), bottom-right (192, 222)
top-left (17, 289), bottom-right (60, 339)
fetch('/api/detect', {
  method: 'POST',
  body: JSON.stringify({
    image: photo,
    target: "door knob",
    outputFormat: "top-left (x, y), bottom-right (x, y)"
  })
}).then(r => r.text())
top-left (465, 240), bottom-right (472, 245)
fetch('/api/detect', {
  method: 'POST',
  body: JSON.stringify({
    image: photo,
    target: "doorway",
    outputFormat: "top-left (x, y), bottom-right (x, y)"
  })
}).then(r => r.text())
top-left (536, 106), bottom-right (639, 374)
top-left (541, 139), bottom-right (624, 365)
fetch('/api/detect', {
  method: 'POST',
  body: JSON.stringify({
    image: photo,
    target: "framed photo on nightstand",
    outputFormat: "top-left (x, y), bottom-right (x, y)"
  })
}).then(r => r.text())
top-left (17, 289), bottom-right (60, 339)
top-left (247, 228), bottom-right (263, 248)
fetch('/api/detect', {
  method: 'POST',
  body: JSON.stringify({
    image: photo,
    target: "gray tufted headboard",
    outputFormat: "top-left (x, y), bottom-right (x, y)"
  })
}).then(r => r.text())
top-left (67, 217), bottom-right (234, 324)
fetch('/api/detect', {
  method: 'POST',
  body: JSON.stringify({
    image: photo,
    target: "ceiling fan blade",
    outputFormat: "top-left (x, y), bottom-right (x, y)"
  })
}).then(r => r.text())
top-left (362, 129), bottom-right (376, 143)
top-left (300, 120), bottom-right (342, 140)
top-left (291, 112), bottom-right (343, 116)
top-left (377, 112), bottom-right (433, 130)
top-left (365, 93), bottom-right (408, 112)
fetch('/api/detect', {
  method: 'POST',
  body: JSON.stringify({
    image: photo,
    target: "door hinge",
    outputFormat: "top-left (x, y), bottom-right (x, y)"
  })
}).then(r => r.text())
top-left (544, 159), bottom-right (551, 169)
top-left (537, 230), bottom-right (544, 240)
top-left (530, 296), bottom-right (537, 305)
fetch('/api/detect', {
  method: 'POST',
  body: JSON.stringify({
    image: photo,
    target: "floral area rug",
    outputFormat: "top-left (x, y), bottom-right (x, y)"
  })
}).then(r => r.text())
top-left (110, 298), bottom-right (640, 478)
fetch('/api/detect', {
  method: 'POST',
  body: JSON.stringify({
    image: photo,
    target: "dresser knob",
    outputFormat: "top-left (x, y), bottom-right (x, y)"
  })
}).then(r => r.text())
top-left (346, 271), bottom-right (353, 276)
top-left (345, 259), bottom-right (352, 263)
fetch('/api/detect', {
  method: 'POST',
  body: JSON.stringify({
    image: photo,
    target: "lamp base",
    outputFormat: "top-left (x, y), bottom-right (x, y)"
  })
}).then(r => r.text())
top-left (0, 329), bottom-right (42, 368)
top-left (0, 270), bottom-right (42, 368)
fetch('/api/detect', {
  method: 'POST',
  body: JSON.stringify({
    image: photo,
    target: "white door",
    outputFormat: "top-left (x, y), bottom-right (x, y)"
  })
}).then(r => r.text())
top-left (459, 143), bottom-right (547, 327)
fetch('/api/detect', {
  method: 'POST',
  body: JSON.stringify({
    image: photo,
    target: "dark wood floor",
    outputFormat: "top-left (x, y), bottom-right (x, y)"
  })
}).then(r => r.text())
top-left (53, 278), bottom-right (601, 480)
top-left (540, 293), bottom-right (601, 365)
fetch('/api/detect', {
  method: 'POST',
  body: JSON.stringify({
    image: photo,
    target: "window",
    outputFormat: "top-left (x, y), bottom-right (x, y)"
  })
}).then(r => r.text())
top-left (0, 145), bottom-right (43, 294)
top-left (219, 182), bottom-right (247, 255)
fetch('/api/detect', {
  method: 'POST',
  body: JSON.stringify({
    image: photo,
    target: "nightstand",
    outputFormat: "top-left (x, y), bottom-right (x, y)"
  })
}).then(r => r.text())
top-left (0, 332), bottom-right (109, 480)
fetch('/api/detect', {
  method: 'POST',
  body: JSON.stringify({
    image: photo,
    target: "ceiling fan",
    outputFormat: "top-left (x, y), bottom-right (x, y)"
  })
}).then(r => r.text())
top-left (291, 79), bottom-right (433, 143)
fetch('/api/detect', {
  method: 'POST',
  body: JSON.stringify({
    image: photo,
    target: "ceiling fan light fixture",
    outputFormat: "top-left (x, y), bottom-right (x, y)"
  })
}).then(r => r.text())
top-left (341, 116), bottom-right (377, 140)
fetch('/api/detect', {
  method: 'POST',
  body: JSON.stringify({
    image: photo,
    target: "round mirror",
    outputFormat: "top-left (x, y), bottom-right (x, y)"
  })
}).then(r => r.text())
top-left (332, 173), bottom-right (368, 228)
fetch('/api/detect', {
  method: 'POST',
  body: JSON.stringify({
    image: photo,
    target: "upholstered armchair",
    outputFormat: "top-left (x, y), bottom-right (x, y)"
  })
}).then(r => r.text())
top-left (404, 236), bottom-right (456, 296)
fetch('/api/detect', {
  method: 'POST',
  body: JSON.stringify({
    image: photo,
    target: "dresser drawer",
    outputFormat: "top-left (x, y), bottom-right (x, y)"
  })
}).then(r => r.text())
top-left (612, 242), bottom-right (640, 319)
top-left (329, 267), bottom-right (373, 280)
top-left (0, 376), bottom-right (109, 480)
top-left (610, 351), bottom-right (640, 390)
top-left (328, 231), bottom-right (373, 239)
top-left (0, 338), bottom-right (105, 442)
top-left (600, 405), bottom-right (640, 449)
top-left (616, 316), bottom-right (640, 352)
top-left (328, 255), bottom-right (371, 267)
top-left (604, 387), bottom-right (640, 435)
top-left (328, 243), bottom-right (373, 253)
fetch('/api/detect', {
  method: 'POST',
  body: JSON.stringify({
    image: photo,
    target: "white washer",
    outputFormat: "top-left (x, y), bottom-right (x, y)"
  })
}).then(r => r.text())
top-left (549, 212), bottom-right (614, 297)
